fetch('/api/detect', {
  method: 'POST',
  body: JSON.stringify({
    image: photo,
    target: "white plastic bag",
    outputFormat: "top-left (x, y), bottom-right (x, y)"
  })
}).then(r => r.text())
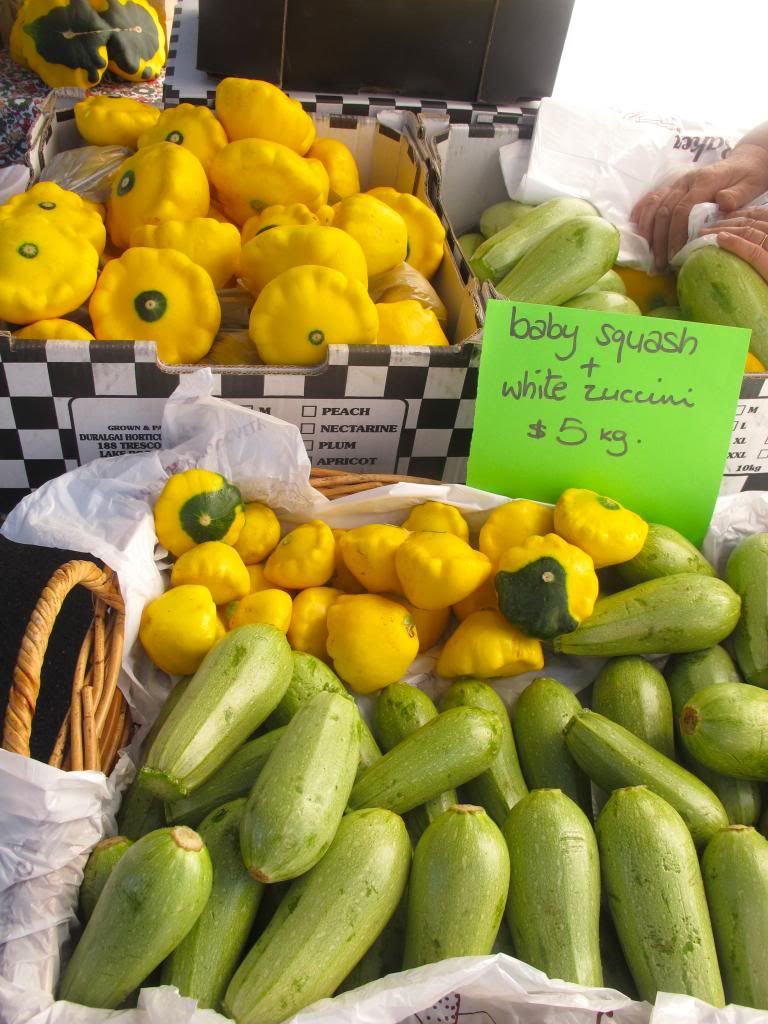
top-left (0, 369), bottom-right (763, 1024)
top-left (501, 98), bottom-right (746, 269)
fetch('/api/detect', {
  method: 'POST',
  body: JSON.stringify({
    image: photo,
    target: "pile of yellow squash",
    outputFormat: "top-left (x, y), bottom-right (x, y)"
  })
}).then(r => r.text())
top-left (140, 467), bottom-right (649, 692)
top-left (0, 79), bottom-right (451, 365)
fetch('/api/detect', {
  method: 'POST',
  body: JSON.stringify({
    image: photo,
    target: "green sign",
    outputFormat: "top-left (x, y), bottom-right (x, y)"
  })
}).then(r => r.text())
top-left (467, 300), bottom-right (750, 544)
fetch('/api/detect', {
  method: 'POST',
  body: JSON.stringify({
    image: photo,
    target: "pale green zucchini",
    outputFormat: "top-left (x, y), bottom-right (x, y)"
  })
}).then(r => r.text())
top-left (141, 624), bottom-right (292, 800)
top-left (439, 679), bottom-right (527, 826)
top-left (553, 575), bottom-right (740, 657)
top-left (600, 909), bottom-right (638, 999)
top-left (59, 826), bottom-right (212, 1009)
top-left (496, 216), bottom-right (619, 305)
top-left (725, 533), bottom-right (768, 687)
top-left (373, 683), bottom-right (457, 840)
top-left (348, 706), bottom-right (502, 814)
top-left (564, 710), bottom-right (727, 847)
top-left (680, 683), bottom-right (768, 780)
top-left (223, 809), bottom-right (411, 1024)
top-left (665, 647), bottom-right (759, 824)
top-left (479, 199), bottom-right (534, 239)
top-left (267, 650), bottom-right (381, 770)
top-left (511, 677), bottom-right (592, 817)
top-left (471, 196), bottom-right (598, 283)
top-left (564, 291), bottom-right (640, 315)
top-left (336, 897), bottom-right (407, 993)
top-left (617, 523), bottom-right (715, 586)
top-left (162, 800), bottom-right (262, 1009)
top-left (592, 656), bottom-right (675, 758)
top-left (79, 836), bottom-right (132, 921)
top-left (240, 691), bottom-right (360, 882)
top-left (165, 727), bottom-right (287, 826)
top-left (403, 805), bottom-right (510, 969)
top-left (503, 789), bottom-right (602, 987)
top-left (702, 826), bottom-right (768, 1009)
top-left (597, 787), bottom-right (724, 1006)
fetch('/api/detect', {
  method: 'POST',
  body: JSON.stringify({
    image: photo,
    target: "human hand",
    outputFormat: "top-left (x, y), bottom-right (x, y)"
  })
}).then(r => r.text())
top-left (699, 208), bottom-right (768, 284)
top-left (631, 144), bottom-right (768, 270)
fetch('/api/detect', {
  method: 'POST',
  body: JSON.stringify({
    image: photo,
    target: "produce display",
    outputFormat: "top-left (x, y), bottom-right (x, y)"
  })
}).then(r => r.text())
top-left (0, 78), bottom-right (452, 364)
top-left (47, 461), bottom-right (768, 1020)
top-left (460, 195), bottom-right (768, 372)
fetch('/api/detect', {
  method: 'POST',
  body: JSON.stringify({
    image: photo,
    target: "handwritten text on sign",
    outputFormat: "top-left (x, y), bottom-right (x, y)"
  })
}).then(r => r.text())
top-left (467, 300), bottom-right (750, 544)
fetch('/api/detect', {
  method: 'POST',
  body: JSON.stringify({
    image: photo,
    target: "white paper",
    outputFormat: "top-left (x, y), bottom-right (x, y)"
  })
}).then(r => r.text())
top-left (2, 370), bottom-right (766, 1024)
top-left (502, 98), bottom-right (744, 270)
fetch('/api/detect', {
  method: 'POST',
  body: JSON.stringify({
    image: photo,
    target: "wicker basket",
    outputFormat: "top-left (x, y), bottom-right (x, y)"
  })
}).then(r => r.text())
top-left (0, 469), bottom-right (438, 775)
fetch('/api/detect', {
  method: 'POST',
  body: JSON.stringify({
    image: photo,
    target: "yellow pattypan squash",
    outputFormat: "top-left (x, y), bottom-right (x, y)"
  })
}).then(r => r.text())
top-left (129, 218), bottom-right (241, 290)
top-left (240, 224), bottom-right (368, 295)
top-left (436, 609), bottom-right (544, 679)
top-left (209, 139), bottom-right (329, 227)
top-left (215, 77), bottom-right (316, 154)
top-left (452, 577), bottom-right (499, 621)
top-left (339, 524), bottom-right (410, 593)
top-left (89, 247), bottom-right (221, 364)
top-left (233, 502), bottom-right (281, 564)
top-left (326, 593), bottom-right (419, 694)
top-left (332, 193), bottom-right (407, 276)
top-left (329, 529), bottom-right (366, 593)
top-left (394, 531), bottom-right (492, 610)
top-left (207, 202), bottom-right (232, 224)
top-left (554, 488), bottom-right (648, 568)
top-left (0, 181), bottom-right (106, 255)
top-left (107, 142), bottom-right (209, 250)
top-left (249, 265), bottom-right (378, 366)
top-left (245, 563), bottom-right (294, 597)
top-left (264, 519), bottom-right (335, 589)
top-left (227, 589), bottom-right (293, 633)
top-left (495, 533), bottom-right (599, 640)
top-left (368, 187), bottom-right (445, 279)
top-left (204, 331), bottom-right (261, 366)
top-left (386, 594), bottom-right (450, 653)
top-left (74, 95), bottom-right (160, 149)
top-left (170, 540), bottom-right (250, 605)
top-left (402, 501), bottom-right (468, 541)
top-left (139, 584), bottom-right (221, 675)
top-left (0, 213), bottom-right (98, 324)
top-left (479, 500), bottom-right (555, 567)
top-left (316, 204), bottom-right (335, 225)
top-left (13, 319), bottom-right (94, 341)
top-left (306, 138), bottom-right (360, 200)
top-left (137, 103), bottom-right (228, 174)
top-left (287, 586), bottom-right (344, 661)
top-left (375, 300), bottom-right (449, 347)
top-left (154, 468), bottom-right (245, 557)
top-left (241, 203), bottom-right (319, 245)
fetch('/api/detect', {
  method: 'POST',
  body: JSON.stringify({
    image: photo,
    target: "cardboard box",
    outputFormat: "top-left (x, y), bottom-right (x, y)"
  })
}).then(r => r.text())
top-left (0, 100), bottom-right (483, 512)
top-left (422, 114), bottom-right (768, 499)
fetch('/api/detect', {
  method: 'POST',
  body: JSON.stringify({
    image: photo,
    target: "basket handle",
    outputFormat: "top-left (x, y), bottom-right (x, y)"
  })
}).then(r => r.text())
top-left (2, 560), bottom-right (124, 761)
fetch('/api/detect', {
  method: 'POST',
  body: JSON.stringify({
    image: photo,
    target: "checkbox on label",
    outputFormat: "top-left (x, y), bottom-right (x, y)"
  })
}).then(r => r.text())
top-left (759, 449), bottom-right (768, 460)
top-left (301, 422), bottom-right (316, 435)
top-left (304, 439), bottom-right (314, 452)
top-left (302, 404), bottom-right (317, 417)
top-left (737, 405), bottom-right (746, 415)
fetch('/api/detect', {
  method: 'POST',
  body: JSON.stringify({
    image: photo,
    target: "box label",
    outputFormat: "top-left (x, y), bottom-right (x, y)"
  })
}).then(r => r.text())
top-left (467, 300), bottom-right (750, 544)
top-left (70, 396), bottom-right (407, 471)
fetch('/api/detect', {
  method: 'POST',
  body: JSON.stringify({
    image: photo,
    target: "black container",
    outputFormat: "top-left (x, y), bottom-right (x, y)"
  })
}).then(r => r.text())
top-left (197, 0), bottom-right (575, 105)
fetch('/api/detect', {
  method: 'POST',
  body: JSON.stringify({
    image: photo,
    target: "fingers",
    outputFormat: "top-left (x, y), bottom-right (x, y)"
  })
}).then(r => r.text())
top-left (665, 170), bottom-right (735, 265)
top-left (717, 206), bottom-right (768, 226)
top-left (646, 180), bottom-right (695, 269)
top-left (717, 230), bottom-right (768, 284)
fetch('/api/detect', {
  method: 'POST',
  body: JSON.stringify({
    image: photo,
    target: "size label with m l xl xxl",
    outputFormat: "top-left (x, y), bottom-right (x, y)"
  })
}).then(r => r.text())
top-left (467, 299), bottom-right (749, 545)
